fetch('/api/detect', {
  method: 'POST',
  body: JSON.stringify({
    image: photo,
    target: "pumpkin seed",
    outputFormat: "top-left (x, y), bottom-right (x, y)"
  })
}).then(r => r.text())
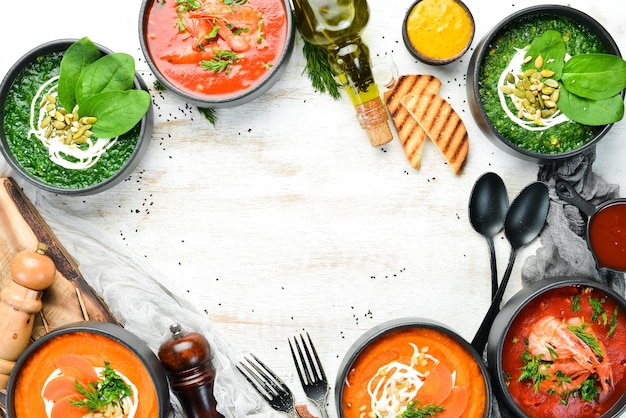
top-left (534, 55), bottom-right (544, 69)
top-left (506, 73), bottom-right (516, 84)
top-left (40, 116), bottom-right (52, 129)
top-left (545, 78), bottom-right (559, 88)
top-left (500, 85), bottom-right (514, 95)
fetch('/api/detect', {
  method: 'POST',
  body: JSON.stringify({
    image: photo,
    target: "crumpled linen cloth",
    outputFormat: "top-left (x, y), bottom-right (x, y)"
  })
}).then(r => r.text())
top-left (15, 182), bottom-right (274, 418)
top-left (490, 148), bottom-right (626, 418)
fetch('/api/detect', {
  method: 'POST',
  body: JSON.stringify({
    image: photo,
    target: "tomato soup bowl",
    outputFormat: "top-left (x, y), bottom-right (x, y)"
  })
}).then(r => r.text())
top-left (335, 317), bottom-right (492, 418)
top-left (5, 321), bottom-right (170, 418)
top-left (0, 39), bottom-right (153, 195)
top-left (466, 5), bottom-right (621, 163)
top-left (138, 0), bottom-right (295, 108)
top-left (487, 277), bottom-right (626, 418)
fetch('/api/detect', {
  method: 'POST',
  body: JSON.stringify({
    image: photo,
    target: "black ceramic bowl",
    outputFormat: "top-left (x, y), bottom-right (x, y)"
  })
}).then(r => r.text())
top-left (0, 39), bottom-right (153, 195)
top-left (402, 0), bottom-right (475, 65)
top-left (467, 5), bottom-right (621, 162)
top-left (138, 0), bottom-right (295, 108)
top-left (487, 277), bottom-right (626, 417)
top-left (335, 317), bottom-right (492, 417)
top-left (6, 321), bottom-right (170, 418)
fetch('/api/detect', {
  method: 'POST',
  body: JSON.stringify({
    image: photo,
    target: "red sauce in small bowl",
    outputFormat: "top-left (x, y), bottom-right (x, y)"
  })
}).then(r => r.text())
top-left (588, 201), bottom-right (626, 271)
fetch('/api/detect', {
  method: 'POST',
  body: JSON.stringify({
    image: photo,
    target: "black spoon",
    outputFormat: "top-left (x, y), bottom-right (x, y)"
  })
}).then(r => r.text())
top-left (469, 172), bottom-right (509, 299)
top-left (471, 181), bottom-right (550, 354)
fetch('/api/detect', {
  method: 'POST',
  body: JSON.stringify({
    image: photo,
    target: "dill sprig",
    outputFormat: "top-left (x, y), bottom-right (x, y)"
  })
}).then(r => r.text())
top-left (71, 362), bottom-right (132, 413)
top-left (301, 39), bottom-right (341, 99)
top-left (197, 107), bottom-right (217, 125)
top-left (399, 400), bottom-right (444, 417)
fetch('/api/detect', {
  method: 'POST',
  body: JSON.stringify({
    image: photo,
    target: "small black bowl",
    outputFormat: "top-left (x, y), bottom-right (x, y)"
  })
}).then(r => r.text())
top-left (6, 321), bottom-right (170, 418)
top-left (138, 0), bottom-right (295, 108)
top-left (0, 39), bottom-right (153, 195)
top-left (402, 0), bottom-right (475, 65)
top-left (467, 5), bottom-right (621, 162)
top-left (487, 277), bottom-right (626, 417)
top-left (335, 317), bottom-right (492, 417)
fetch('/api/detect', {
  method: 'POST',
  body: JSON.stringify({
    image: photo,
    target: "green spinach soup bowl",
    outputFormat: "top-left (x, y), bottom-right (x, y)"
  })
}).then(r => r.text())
top-left (467, 5), bottom-right (623, 162)
top-left (0, 38), bottom-right (153, 195)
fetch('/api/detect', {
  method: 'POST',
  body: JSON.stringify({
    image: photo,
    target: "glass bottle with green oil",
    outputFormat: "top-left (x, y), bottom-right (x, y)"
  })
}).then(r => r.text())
top-left (292, 0), bottom-right (393, 147)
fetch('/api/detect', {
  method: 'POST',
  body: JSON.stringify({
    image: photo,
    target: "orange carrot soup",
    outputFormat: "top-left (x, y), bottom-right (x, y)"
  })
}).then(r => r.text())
top-left (502, 285), bottom-right (626, 418)
top-left (144, 0), bottom-right (288, 98)
top-left (13, 332), bottom-right (159, 418)
top-left (341, 327), bottom-right (488, 418)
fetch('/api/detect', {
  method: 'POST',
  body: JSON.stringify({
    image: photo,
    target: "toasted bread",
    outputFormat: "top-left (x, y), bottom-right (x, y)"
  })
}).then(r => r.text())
top-left (400, 92), bottom-right (469, 174)
top-left (384, 74), bottom-right (441, 169)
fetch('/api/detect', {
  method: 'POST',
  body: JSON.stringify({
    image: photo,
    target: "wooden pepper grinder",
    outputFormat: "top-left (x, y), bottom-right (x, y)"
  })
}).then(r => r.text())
top-left (158, 323), bottom-right (224, 418)
top-left (0, 243), bottom-right (56, 389)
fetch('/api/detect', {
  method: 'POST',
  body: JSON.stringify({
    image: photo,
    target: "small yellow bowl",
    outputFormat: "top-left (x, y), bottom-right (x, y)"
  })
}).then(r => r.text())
top-left (402, 0), bottom-right (475, 65)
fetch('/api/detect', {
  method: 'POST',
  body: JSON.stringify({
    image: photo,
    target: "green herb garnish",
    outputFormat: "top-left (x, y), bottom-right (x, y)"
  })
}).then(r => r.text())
top-left (301, 40), bottom-right (341, 99)
top-left (197, 107), bottom-right (217, 125)
top-left (71, 362), bottom-right (132, 413)
top-left (566, 323), bottom-right (603, 358)
top-left (608, 306), bottom-right (619, 337)
top-left (58, 37), bottom-right (150, 139)
top-left (571, 295), bottom-right (581, 312)
top-left (523, 30), bottom-right (626, 126)
top-left (398, 400), bottom-right (444, 417)
top-left (518, 349), bottom-right (548, 393)
top-left (589, 296), bottom-right (608, 326)
top-left (200, 50), bottom-right (240, 74)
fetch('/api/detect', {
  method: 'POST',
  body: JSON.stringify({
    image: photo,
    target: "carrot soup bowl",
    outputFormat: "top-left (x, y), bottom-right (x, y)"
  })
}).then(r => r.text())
top-left (466, 5), bottom-right (622, 163)
top-left (335, 317), bottom-right (492, 418)
top-left (0, 38), bottom-right (153, 196)
top-left (487, 277), bottom-right (626, 418)
top-left (6, 321), bottom-right (170, 418)
top-left (138, 0), bottom-right (295, 108)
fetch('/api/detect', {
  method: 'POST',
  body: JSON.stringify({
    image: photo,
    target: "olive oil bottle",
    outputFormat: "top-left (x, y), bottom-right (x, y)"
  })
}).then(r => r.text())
top-left (292, 0), bottom-right (393, 146)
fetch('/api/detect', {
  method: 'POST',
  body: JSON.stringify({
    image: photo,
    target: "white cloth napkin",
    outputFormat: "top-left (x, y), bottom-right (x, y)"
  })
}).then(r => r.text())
top-left (9, 179), bottom-right (277, 418)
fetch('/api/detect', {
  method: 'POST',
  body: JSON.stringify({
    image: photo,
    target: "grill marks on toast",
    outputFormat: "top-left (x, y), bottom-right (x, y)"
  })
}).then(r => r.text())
top-left (400, 92), bottom-right (469, 174)
top-left (384, 75), bottom-right (441, 169)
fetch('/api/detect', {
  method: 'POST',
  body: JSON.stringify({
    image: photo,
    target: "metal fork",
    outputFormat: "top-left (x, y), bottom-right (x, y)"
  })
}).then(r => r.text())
top-left (237, 353), bottom-right (299, 418)
top-left (289, 332), bottom-right (330, 418)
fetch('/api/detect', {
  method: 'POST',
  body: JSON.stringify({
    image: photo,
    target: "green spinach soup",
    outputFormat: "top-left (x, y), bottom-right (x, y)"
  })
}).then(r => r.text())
top-left (478, 13), bottom-right (608, 154)
top-left (2, 50), bottom-right (141, 190)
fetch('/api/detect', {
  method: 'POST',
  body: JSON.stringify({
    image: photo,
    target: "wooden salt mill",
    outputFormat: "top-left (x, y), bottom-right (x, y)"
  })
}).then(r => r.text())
top-left (0, 243), bottom-right (56, 389)
top-left (158, 323), bottom-right (224, 418)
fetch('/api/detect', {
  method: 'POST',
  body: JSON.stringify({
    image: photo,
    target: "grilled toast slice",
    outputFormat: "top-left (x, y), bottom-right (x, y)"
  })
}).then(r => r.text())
top-left (384, 74), bottom-right (441, 169)
top-left (400, 92), bottom-right (469, 174)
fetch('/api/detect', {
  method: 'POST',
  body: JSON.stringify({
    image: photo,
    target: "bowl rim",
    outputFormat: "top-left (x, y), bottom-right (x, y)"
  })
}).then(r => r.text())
top-left (0, 38), bottom-right (153, 196)
top-left (486, 276), bottom-right (626, 417)
top-left (5, 320), bottom-right (170, 418)
top-left (466, 4), bottom-right (622, 162)
top-left (334, 316), bottom-right (493, 417)
top-left (137, 0), bottom-right (296, 108)
top-left (402, 0), bottom-right (475, 66)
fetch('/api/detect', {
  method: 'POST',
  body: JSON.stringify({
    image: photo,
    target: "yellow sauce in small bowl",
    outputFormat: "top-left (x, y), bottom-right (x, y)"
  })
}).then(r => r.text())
top-left (403, 0), bottom-right (474, 65)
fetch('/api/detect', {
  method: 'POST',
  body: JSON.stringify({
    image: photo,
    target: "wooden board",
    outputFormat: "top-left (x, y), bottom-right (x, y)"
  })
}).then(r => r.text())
top-left (0, 177), bottom-right (117, 414)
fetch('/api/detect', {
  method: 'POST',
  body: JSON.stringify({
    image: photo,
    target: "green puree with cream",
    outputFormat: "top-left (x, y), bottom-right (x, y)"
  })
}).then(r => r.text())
top-left (478, 14), bottom-right (607, 154)
top-left (3, 51), bottom-right (139, 189)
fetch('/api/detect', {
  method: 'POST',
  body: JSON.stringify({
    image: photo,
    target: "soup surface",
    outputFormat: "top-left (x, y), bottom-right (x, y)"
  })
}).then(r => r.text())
top-left (13, 331), bottom-right (159, 418)
top-left (502, 285), bottom-right (626, 417)
top-left (341, 327), bottom-right (487, 418)
top-left (144, 0), bottom-right (288, 98)
top-left (478, 13), bottom-right (606, 154)
top-left (588, 202), bottom-right (626, 271)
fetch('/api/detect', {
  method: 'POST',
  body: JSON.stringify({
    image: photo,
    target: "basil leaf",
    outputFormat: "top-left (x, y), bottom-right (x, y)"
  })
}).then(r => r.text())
top-left (523, 30), bottom-right (566, 79)
top-left (75, 53), bottom-right (136, 104)
top-left (80, 90), bottom-right (151, 138)
top-left (558, 87), bottom-right (624, 126)
top-left (562, 53), bottom-right (626, 100)
top-left (58, 37), bottom-right (101, 111)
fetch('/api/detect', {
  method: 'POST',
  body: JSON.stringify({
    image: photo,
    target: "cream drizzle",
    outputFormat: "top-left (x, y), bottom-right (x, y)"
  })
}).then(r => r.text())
top-left (28, 75), bottom-right (118, 170)
top-left (366, 343), bottom-right (445, 418)
top-left (498, 47), bottom-right (569, 130)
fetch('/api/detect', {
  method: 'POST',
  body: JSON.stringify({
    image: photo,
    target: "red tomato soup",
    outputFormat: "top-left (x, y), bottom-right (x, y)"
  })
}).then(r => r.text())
top-left (144, 0), bottom-right (288, 98)
top-left (502, 285), bottom-right (626, 417)
top-left (588, 202), bottom-right (626, 271)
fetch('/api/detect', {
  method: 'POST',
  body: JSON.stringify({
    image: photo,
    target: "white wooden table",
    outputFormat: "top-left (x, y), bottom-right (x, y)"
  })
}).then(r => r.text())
top-left (1, 0), bottom-right (625, 416)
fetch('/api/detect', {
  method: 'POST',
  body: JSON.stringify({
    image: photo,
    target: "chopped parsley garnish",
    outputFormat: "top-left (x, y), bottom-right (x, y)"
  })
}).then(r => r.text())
top-left (608, 306), bottom-right (619, 337)
top-left (398, 400), bottom-right (444, 417)
top-left (571, 295), bottom-right (581, 312)
top-left (71, 362), bottom-right (132, 413)
top-left (518, 349), bottom-right (548, 393)
top-left (589, 296), bottom-right (608, 326)
top-left (200, 50), bottom-right (240, 74)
